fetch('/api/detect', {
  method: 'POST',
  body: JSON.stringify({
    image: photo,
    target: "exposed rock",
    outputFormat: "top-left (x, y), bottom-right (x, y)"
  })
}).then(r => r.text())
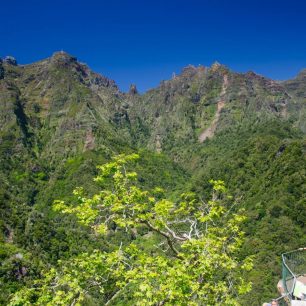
top-left (199, 74), bottom-right (228, 142)
top-left (283, 68), bottom-right (306, 98)
top-left (181, 65), bottom-right (198, 76)
top-left (21, 267), bottom-right (27, 276)
top-left (129, 84), bottom-right (138, 95)
top-left (50, 51), bottom-right (77, 66)
top-left (156, 134), bottom-right (162, 153)
top-left (15, 253), bottom-right (23, 259)
top-left (180, 65), bottom-right (206, 79)
top-left (0, 59), bottom-right (4, 79)
top-left (3, 56), bottom-right (17, 66)
top-left (276, 144), bottom-right (286, 157)
top-left (245, 71), bottom-right (265, 81)
top-left (4, 226), bottom-right (13, 243)
top-left (49, 51), bottom-right (119, 93)
top-left (87, 72), bottom-right (117, 90)
top-left (158, 65), bottom-right (207, 98)
top-left (84, 128), bottom-right (95, 151)
top-left (73, 62), bottom-right (118, 91)
top-left (211, 61), bottom-right (221, 72)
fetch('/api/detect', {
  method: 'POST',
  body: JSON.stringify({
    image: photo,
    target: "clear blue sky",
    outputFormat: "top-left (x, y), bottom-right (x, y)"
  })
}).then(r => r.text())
top-left (1, 0), bottom-right (306, 92)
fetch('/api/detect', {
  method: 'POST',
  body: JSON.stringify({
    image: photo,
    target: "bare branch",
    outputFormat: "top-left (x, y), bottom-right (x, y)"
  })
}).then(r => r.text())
top-left (142, 221), bottom-right (183, 259)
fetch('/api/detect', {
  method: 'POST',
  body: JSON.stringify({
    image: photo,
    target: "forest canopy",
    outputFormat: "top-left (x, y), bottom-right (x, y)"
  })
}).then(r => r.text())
top-left (9, 154), bottom-right (252, 306)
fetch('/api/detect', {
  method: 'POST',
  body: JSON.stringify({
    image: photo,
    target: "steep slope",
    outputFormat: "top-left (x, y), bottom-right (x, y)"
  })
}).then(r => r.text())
top-left (0, 51), bottom-right (143, 259)
top-left (125, 62), bottom-right (305, 304)
top-left (0, 53), bottom-right (190, 304)
top-left (198, 73), bottom-right (228, 142)
top-left (0, 52), bottom-right (134, 162)
top-left (126, 62), bottom-right (297, 162)
top-left (282, 69), bottom-right (306, 132)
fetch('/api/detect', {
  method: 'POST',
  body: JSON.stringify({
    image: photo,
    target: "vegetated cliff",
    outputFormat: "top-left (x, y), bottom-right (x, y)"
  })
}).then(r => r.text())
top-left (126, 62), bottom-right (299, 159)
top-left (0, 52), bottom-right (305, 305)
top-left (282, 68), bottom-right (306, 132)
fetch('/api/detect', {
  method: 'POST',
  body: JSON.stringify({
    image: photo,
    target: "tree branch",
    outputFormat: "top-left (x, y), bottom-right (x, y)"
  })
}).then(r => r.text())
top-left (142, 221), bottom-right (183, 259)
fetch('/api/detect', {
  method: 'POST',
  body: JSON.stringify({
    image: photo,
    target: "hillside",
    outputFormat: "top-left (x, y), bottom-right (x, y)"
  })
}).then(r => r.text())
top-left (0, 52), bottom-right (305, 305)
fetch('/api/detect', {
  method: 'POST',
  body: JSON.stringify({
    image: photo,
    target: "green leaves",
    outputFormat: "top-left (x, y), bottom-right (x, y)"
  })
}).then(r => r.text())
top-left (10, 154), bottom-right (252, 305)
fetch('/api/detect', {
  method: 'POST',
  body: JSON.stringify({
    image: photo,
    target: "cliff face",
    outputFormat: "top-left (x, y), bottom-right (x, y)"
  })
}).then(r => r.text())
top-left (282, 69), bottom-right (306, 132)
top-left (283, 69), bottom-right (306, 98)
top-left (126, 63), bottom-right (303, 163)
top-left (0, 52), bottom-right (131, 165)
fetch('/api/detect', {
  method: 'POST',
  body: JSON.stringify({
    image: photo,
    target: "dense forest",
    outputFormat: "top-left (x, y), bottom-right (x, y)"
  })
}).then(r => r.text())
top-left (0, 52), bottom-right (305, 305)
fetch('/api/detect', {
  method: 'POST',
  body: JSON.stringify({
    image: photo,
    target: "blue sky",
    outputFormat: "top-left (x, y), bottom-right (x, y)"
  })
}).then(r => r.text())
top-left (1, 0), bottom-right (306, 92)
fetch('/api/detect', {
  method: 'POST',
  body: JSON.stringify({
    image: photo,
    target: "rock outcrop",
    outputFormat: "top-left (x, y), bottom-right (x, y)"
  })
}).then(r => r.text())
top-left (50, 51), bottom-right (77, 66)
top-left (3, 56), bottom-right (17, 66)
top-left (129, 84), bottom-right (138, 95)
top-left (0, 59), bottom-right (4, 79)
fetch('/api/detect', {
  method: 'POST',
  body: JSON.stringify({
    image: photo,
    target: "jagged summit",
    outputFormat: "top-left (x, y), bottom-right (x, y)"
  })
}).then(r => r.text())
top-left (295, 68), bottom-right (306, 79)
top-left (210, 61), bottom-right (229, 73)
top-left (210, 61), bottom-right (221, 71)
top-left (176, 62), bottom-right (229, 80)
top-left (129, 84), bottom-right (138, 95)
top-left (52, 50), bottom-right (75, 58)
top-left (178, 64), bottom-right (206, 78)
top-left (155, 62), bottom-right (228, 100)
top-left (168, 62), bottom-right (227, 83)
top-left (245, 70), bottom-right (263, 78)
top-left (50, 51), bottom-right (78, 66)
top-left (46, 51), bottom-right (119, 91)
top-left (283, 68), bottom-right (306, 101)
top-left (3, 56), bottom-right (17, 66)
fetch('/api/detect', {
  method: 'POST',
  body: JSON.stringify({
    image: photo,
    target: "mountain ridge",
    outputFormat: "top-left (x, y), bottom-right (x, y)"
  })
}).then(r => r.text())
top-left (3, 51), bottom-right (305, 92)
top-left (0, 51), bottom-right (305, 305)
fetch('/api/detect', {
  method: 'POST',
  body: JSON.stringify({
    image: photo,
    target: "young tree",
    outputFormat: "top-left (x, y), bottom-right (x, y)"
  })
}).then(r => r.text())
top-left (9, 154), bottom-right (252, 305)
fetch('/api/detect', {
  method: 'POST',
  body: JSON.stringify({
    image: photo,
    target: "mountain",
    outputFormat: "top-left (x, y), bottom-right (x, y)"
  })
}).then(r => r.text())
top-left (282, 69), bottom-right (306, 132)
top-left (126, 62), bottom-right (300, 160)
top-left (0, 52), bottom-right (305, 305)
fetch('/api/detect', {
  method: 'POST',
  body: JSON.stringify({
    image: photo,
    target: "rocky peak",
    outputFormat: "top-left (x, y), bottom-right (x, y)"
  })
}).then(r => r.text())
top-left (47, 51), bottom-right (119, 91)
top-left (3, 56), bottom-right (17, 66)
top-left (211, 61), bottom-right (221, 72)
top-left (181, 65), bottom-right (197, 74)
top-left (87, 72), bottom-right (118, 91)
top-left (180, 65), bottom-right (206, 78)
top-left (209, 62), bottom-right (229, 75)
top-left (80, 64), bottom-right (118, 91)
top-left (245, 71), bottom-right (286, 95)
top-left (157, 65), bottom-right (207, 97)
top-left (129, 84), bottom-right (138, 95)
top-left (50, 51), bottom-right (77, 66)
top-left (283, 68), bottom-right (306, 99)
top-left (295, 68), bottom-right (306, 80)
top-left (245, 71), bottom-right (265, 82)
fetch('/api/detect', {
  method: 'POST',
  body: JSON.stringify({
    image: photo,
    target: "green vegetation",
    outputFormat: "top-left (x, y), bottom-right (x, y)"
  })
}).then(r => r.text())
top-left (9, 155), bottom-right (252, 305)
top-left (0, 53), bottom-right (305, 305)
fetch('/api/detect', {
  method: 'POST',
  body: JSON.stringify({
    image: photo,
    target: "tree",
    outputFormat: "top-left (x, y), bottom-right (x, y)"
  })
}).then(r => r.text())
top-left (9, 154), bottom-right (252, 305)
